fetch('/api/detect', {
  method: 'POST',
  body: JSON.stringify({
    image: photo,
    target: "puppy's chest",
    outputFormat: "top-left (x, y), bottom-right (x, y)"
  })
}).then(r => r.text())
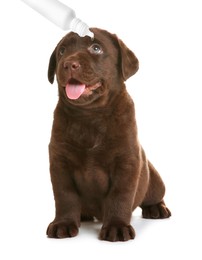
top-left (65, 118), bottom-right (107, 149)
top-left (73, 164), bottom-right (110, 197)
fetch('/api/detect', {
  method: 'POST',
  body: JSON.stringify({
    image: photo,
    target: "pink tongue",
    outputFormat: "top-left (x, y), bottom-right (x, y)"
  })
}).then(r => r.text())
top-left (65, 83), bottom-right (86, 100)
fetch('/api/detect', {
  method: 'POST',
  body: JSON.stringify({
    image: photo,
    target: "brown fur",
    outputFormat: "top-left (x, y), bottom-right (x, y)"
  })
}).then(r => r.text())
top-left (46, 28), bottom-right (171, 242)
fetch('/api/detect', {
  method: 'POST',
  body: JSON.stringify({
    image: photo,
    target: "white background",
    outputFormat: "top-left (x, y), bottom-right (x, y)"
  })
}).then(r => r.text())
top-left (0, 0), bottom-right (201, 259)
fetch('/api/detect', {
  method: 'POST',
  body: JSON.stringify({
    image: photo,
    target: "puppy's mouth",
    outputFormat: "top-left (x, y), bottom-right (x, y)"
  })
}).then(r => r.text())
top-left (65, 78), bottom-right (102, 100)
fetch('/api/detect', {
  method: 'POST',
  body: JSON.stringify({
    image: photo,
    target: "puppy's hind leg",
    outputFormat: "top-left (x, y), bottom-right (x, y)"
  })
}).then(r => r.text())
top-left (140, 161), bottom-right (171, 219)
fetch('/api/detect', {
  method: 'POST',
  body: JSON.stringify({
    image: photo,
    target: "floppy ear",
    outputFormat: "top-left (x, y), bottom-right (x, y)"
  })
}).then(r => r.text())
top-left (118, 39), bottom-right (139, 81)
top-left (48, 48), bottom-right (57, 84)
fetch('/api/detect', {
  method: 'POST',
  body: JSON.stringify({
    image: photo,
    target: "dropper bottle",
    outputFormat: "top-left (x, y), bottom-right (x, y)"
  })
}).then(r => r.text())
top-left (21, 0), bottom-right (94, 38)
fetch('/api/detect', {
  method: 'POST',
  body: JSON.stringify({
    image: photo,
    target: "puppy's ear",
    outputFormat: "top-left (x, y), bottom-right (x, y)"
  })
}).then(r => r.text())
top-left (48, 48), bottom-right (57, 84)
top-left (118, 39), bottom-right (139, 81)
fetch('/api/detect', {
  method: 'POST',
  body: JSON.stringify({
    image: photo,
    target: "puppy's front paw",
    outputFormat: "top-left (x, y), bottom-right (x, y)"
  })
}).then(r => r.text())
top-left (99, 224), bottom-right (135, 242)
top-left (46, 221), bottom-right (79, 238)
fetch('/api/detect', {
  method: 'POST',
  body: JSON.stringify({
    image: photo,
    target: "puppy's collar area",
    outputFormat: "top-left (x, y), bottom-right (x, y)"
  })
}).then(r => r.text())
top-left (65, 78), bottom-right (102, 100)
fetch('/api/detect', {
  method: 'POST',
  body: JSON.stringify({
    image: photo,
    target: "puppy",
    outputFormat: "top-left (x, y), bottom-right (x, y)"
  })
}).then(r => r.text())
top-left (46, 28), bottom-right (171, 242)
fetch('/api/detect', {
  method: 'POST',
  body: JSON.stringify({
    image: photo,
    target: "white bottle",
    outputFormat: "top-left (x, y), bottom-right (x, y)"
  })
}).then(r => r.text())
top-left (21, 0), bottom-right (94, 38)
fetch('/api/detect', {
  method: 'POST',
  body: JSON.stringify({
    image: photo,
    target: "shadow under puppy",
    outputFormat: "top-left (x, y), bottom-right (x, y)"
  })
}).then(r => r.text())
top-left (46, 28), bottom-right (171, 242)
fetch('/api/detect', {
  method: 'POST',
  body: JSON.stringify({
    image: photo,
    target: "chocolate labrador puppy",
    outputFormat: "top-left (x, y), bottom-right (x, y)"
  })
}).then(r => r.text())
top-left (46, 28), bottom-right (171, 242)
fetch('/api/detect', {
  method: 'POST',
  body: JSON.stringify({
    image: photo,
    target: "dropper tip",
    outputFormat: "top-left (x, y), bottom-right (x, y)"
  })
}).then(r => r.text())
top-left (70, 18), bottom-right (94, 39)
top-left (87, 30), bottom-right (94, 40)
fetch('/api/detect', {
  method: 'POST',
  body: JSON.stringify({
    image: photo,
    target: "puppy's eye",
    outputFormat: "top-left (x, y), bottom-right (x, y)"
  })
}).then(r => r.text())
top-left (88, 44), bottom-right (103, 55)
top-left (59, 47), bottom-right (66, 56)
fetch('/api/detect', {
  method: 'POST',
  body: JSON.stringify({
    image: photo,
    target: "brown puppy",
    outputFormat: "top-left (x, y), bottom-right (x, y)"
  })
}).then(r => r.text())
top-left (46, 28), bottom-right (171, 242)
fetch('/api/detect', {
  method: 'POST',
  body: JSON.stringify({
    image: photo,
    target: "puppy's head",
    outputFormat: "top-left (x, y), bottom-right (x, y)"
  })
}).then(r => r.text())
top-left (48, 28), bottom-right (139, 107)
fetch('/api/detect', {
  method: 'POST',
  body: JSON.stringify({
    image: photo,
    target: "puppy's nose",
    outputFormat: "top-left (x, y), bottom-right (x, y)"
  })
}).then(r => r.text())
top-left (64, 61), bottom-right (80, 70)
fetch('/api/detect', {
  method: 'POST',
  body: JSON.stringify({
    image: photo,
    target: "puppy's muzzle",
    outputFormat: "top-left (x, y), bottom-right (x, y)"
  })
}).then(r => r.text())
top-left (63, 60), bottom-right (81, 71)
